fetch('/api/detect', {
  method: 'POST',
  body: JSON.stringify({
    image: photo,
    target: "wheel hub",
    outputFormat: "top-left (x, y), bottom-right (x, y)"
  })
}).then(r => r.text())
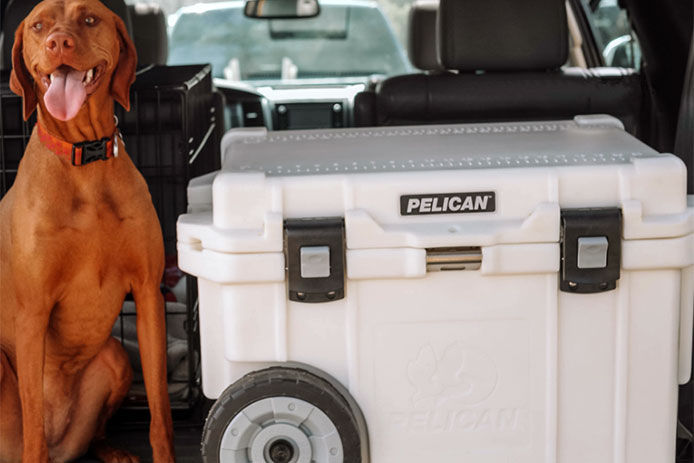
top-left (218, 397), bottom-right (344, 463)
top-left (251, 423), bottom-right (310, 463)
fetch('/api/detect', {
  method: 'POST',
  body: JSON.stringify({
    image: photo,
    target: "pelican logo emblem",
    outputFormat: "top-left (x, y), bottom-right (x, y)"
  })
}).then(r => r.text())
top-left (400, 192), bottom-right (496, 215)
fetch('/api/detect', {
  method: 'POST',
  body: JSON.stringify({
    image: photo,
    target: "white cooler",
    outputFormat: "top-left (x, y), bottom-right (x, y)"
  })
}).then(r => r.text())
top-left (177, 115), bottom-right (694, 463)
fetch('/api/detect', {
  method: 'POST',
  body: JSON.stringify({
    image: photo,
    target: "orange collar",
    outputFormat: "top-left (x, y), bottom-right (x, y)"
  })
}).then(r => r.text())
top-left (36, 123), bottom-right (119, 166)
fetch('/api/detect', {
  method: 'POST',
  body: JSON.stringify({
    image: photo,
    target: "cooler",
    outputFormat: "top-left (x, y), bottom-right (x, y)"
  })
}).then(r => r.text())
top-left (178, 115), bottom-right (694, 463)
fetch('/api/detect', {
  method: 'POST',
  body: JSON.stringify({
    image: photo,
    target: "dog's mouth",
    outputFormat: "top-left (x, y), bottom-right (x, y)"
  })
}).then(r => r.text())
top-left (39, 64), bottom-right (106, 93)
top-left (38, 63), bottom-right (106, 121)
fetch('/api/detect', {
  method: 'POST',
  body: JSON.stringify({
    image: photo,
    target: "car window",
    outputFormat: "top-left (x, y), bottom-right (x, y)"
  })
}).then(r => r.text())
top-left (581, 0), bottom-right (641, 68)
top-left (165, 0), bottom-right (412, 83)
top-left (147, 0), bottom-right (642, 78)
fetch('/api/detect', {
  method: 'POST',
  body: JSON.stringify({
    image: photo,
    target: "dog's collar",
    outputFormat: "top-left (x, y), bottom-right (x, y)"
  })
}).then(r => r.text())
top-left (36, 122), bottom-right (120, 166)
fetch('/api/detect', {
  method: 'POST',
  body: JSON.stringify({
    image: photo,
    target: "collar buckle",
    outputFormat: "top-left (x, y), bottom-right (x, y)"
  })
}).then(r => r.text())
top-left (72, 137), bottom-right (111, 166)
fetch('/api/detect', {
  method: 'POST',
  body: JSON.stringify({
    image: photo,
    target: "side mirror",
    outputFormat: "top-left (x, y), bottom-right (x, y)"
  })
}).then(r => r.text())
top-left (244, 0), bottom-right (320, 19)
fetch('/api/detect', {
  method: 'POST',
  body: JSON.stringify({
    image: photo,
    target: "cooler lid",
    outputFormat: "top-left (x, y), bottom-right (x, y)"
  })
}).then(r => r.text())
top-left (193, 115), bottom-right (690, 252)
top-left (221, 115), bottom-right (660, 176)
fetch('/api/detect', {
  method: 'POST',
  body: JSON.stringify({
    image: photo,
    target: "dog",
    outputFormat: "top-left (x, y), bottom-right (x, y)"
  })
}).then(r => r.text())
top-left (0, 0), bottom-right (175, 461)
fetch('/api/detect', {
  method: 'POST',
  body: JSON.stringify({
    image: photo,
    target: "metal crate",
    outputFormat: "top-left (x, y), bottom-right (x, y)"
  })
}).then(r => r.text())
top-left (0, 69), bottom-right (34, 196)
top-left (116, 64), bottom-right (223, 255)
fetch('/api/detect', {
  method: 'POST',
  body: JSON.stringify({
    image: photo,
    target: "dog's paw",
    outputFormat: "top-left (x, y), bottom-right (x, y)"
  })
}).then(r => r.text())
top-left (91, 440), bottom-right (141, 463)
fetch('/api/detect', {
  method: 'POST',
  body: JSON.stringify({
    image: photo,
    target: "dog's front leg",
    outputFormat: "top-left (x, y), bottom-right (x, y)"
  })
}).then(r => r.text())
top-left (14, 292), bottom-right (51, 462)
top-left (133, 283), bottom-right (175, 463)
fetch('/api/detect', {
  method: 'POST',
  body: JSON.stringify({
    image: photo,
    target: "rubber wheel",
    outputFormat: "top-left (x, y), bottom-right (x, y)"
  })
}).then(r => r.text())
top-left (201, 367), bottom-right (363, 463)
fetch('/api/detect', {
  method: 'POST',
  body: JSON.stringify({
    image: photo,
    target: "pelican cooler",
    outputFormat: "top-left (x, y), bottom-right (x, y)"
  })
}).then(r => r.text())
top-left (177, 115), bottom-right (694, 463)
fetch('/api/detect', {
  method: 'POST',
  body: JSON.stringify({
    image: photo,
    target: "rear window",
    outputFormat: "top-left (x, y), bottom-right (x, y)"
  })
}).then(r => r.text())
top-left (168, 1), bottom-right (411, 80)
top-left (581, 0), bottom-right (642, 68)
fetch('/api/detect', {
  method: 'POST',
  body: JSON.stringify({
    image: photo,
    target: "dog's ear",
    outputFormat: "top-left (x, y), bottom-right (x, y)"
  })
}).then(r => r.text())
top-left (110, 15), bottom-right (137, 111)
top-left (9, 21), bottom-right (38, 121)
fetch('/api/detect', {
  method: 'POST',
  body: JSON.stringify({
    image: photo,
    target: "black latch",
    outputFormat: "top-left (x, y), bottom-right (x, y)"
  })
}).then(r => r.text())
top-left (560, 208), bottom-right (622, 293)
top-left (284, 217), bottom-right (345, 303)
top-left (72, 137), bottom-right (110, 165)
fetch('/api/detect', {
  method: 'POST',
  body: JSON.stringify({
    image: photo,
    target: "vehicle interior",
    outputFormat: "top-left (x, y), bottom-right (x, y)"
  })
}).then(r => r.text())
top-left (0, 0), bottom-right (692, 461)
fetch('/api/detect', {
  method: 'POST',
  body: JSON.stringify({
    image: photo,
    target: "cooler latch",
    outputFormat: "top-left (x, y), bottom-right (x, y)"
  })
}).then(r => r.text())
top-left (560, 208), bottom-right (622, 293)
top-left (284, 217), bottom-right (345, 303)
top-left (426, 247), bottom-right (482, 271)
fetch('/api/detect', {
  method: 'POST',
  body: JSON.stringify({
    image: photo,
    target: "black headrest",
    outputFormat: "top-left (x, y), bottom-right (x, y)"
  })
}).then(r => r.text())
top-left (99, 0), bottom-right (134, 38)
top-left (438, 0), bottom-right (568, 71)
top-left (128, 2), bottom-right (168, 65)
top-left (408, 1), bottom-right (442, 72)
top-left (1, 0), bottom-right (133, 70)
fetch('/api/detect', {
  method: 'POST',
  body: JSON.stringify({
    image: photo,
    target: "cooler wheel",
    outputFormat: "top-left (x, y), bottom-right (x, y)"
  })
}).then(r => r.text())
top-left (201, 367), bottom-right (363, 463)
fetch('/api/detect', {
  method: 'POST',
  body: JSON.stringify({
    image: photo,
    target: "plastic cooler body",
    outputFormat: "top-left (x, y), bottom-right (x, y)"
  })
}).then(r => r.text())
top-left (177, 116), bottom-right (694, 463)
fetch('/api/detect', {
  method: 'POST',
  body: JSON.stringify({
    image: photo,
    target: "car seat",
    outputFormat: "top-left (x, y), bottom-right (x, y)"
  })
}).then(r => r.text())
top-left (354, 0), bottom-right (643, 138)
top-left (354, 0), bottom-right (444, 127)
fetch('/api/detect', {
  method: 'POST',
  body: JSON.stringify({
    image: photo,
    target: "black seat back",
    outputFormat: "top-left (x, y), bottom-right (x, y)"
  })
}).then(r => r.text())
top-left (355, 0), bottom-right (643, 137)
top-left (375, 67), bottom-right (642, 133)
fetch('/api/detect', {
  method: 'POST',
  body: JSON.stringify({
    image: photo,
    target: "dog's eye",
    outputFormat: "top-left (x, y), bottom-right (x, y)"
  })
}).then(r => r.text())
top-left (32, 22), bottom-right (43, 32)
top-left (84, 16), bottom-right (97, 26)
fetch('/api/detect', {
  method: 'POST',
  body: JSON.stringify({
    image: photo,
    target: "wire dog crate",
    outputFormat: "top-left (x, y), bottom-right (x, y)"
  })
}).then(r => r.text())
top-left (116, 64), bottom-right (223, 255)
top-left (0, 65), bottom-right (224, 412)
top-left (0, 69), bottom-right (35, 196)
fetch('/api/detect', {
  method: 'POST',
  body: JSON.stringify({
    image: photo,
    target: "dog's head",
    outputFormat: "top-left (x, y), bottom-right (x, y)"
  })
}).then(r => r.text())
top-left (10, 0), bottom-right (137, 121)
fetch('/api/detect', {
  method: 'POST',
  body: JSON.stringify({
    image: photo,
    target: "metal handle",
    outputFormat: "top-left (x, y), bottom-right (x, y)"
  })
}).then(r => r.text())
top-left (426, 247), bottom-right (482, 271)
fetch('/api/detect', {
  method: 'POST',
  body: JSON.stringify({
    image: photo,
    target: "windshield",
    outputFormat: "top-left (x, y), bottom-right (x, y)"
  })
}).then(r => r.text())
top-left (167, 0), bottom-right (411, 82)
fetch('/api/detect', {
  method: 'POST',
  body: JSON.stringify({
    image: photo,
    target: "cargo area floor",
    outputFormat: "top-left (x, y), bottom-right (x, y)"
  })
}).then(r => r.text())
top-left (74, 401), bottom-right (692, 463)
top-left (75, 422), bottom-right (203, 463)
top-left (76, 401), bottom-right (211, 463)
top-left (107, 421), bottom-right (203, 463)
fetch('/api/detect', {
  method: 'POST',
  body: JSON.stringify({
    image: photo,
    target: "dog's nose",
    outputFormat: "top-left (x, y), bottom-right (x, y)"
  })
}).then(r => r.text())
top-left (45, 32), bottom-right (75, 55)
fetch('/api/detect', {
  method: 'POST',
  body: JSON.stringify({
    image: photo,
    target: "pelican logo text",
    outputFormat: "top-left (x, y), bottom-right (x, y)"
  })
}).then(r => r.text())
top-left (400, 192), bottom-right (496, 215)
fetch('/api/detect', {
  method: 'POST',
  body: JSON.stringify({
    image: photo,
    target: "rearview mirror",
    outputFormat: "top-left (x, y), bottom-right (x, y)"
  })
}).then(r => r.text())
top-left (244, 0), bottom-right (320, 19)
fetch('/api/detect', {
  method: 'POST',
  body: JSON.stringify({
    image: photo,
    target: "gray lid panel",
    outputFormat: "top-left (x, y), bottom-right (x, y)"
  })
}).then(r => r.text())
top-left (223, 119), bottom-right (660, 177)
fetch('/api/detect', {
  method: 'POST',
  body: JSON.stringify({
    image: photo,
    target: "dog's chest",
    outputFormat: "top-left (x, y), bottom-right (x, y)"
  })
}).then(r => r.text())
top-left (53, 172), bottom-right (145, 237)
top-left (31, 176), bottom-right (152, 287)
top-left (12, 154), bottom-right (159, 343)
top-left (66, 181), bottom-right (131, 223)
top-left (46, 194), bottom-right (144, 350)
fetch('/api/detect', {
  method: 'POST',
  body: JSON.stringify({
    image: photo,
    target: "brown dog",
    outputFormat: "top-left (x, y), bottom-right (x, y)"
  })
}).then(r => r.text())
top-left (0, 0), bottom-right (174, 461)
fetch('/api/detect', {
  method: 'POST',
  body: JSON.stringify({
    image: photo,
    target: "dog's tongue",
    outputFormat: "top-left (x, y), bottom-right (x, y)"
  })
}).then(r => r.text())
top-left (44, 68), bottom-right (87, 121)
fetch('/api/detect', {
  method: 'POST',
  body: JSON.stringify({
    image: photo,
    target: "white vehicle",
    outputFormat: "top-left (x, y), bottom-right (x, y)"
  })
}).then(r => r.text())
top-left (178, 115), bottom-right (694, 463)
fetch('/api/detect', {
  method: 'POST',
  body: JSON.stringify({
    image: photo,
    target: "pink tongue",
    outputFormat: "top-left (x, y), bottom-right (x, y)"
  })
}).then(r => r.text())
top-left (44, 68), bottom-right (87, 121)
